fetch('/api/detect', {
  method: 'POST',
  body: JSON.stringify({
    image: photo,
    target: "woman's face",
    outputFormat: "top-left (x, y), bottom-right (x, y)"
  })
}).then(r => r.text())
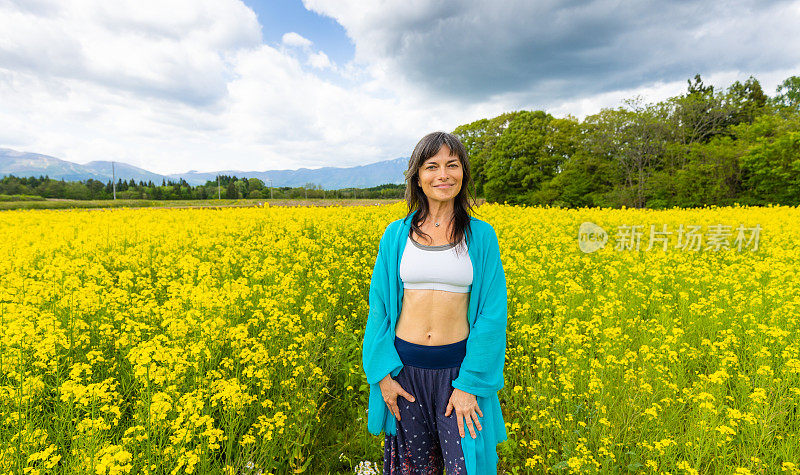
top-left (417, 145), bottom-right (463, 206)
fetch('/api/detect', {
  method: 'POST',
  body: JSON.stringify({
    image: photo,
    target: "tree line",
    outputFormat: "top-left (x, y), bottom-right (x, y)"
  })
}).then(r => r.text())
top-left (453, 74), bottom-right (800, 208)
top-left (0, 174), bottom-right (408, 201)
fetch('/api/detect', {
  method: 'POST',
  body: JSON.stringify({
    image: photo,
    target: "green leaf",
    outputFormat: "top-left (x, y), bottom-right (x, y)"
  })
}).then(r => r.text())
top-left (627, 461), bottom-right (644, 471)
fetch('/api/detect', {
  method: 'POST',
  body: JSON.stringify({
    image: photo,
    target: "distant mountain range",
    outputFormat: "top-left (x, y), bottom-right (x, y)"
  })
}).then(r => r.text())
top-left (0, 148), bottom-right (408, 189)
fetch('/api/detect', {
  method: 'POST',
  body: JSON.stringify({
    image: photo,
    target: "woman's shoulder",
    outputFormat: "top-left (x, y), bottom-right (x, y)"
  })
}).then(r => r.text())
top-left (377, 218), bottom-right (407, 245)
top-left (468, 216), bottom-right (497, 236)
top-left (384, 217), bottom-right (406, 233)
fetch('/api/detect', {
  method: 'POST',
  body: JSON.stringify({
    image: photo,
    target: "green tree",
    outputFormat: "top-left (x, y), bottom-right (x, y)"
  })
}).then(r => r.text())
top-left (248, 177), bottom-right (265, 192)
top-left (483, 110), bottom-right (556, 205)
top-left (439, 73), bottom-right (800, 209)
top-left (687, 73), bottom-right (713, 96)
top-left (737, 112), bottom-right (800, 205)
top-left (225, 180), bottom-right (237, 199)
top-left (38, 179), bottom-right (67, 198)
top-left (774, 76), bottom-right (800, 112)
top-left (668, 74), bottom-right (734, 145)
top-left (86, 179), bottom-right (106, 200)
top-left (0, 176), bottom-right (27, 195)
top-left (64, 181), bottom-right (89, 200)
top-left (667, 137), bottom-right (747, 208)
top-left (541, 112), bottom-right (622, 208)
top-left (727, 76), bottom-right (768, 125)
top-left (581, 100), bottom-right (671, 208)
top-left (453, 112), bottom-right (520, 197)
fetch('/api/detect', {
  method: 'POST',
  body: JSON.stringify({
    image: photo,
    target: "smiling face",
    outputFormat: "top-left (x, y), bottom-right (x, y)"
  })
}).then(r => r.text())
top-left (417, 144), bottom-right (464, 206)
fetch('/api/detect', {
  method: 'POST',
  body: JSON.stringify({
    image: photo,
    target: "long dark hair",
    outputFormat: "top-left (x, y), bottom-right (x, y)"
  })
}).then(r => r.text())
top-left (404, 131), bottom-right (477, 254)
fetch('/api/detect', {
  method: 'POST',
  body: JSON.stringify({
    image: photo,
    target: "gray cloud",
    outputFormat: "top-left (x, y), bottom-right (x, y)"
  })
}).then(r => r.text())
top-left (306, 0), bottom-right (800, 104)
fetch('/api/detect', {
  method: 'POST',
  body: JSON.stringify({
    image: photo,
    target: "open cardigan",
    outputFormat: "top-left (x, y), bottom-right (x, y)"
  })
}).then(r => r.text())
top-left (362, 213), bottom-right (508, 474)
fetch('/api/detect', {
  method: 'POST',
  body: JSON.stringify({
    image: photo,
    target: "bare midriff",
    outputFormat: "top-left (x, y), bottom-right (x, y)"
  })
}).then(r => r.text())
top-left (395, 231), bottom-right (470, 346)
top-left (395, 289), bottom-right (470, 346)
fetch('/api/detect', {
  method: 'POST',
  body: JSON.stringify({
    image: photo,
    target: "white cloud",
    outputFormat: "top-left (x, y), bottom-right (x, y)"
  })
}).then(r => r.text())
top-left (307, 51), bottom-right (331, 70)
top-left (281, 32), bottom-right (312, 49)
top-left (282, 32), bottom-right (333, 71)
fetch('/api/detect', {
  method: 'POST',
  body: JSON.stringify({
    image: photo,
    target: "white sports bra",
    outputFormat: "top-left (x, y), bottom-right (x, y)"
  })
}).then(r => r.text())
top-left (399, 234), bottom-right (473, 293)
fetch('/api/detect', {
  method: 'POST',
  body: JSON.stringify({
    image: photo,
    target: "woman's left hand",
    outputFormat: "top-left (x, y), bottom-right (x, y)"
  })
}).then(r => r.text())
top-left (444, 388), bottom-right (483, 439)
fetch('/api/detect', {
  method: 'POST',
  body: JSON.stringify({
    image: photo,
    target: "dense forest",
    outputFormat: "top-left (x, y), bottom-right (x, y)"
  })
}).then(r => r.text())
top-left (454, 74), bottom-right (800, 208)
top-left (2, 74), bottom-right (798, 208)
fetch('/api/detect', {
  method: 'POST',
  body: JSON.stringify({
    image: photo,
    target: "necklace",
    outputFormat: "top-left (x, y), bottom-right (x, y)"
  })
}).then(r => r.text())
top-left (431, 214), bottom-right (451, 227)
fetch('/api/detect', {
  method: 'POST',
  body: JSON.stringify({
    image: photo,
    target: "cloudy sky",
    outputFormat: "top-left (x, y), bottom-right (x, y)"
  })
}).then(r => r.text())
top-left (1, 0), bottom-right (799, 174)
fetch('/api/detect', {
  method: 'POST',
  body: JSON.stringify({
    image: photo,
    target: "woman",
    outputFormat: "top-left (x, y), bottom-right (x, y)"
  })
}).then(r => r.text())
top-left (362, 131), bottom-right (508, 474)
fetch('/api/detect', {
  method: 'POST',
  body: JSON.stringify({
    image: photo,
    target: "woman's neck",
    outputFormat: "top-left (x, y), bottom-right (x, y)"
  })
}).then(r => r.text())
top-left (426, 201), bottom-right (455, 224)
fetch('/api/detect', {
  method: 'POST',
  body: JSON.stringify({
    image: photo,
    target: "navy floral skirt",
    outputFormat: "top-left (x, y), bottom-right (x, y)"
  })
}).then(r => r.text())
top-left (383, 336), bottom-right (468, 475)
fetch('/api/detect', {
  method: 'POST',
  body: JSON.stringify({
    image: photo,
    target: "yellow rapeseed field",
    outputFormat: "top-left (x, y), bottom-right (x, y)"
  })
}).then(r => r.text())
top-left (1, 202), bottom-right (798, 474)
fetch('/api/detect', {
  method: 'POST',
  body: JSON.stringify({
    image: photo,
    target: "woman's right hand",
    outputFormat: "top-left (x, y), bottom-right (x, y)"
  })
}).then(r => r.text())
top-left (378, 374), bottom-right (415, 421)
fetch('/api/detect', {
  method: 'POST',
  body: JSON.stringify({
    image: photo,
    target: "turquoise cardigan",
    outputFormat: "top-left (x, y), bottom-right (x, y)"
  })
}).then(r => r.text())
top-left (362, 213), bottom-right (508, 474)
